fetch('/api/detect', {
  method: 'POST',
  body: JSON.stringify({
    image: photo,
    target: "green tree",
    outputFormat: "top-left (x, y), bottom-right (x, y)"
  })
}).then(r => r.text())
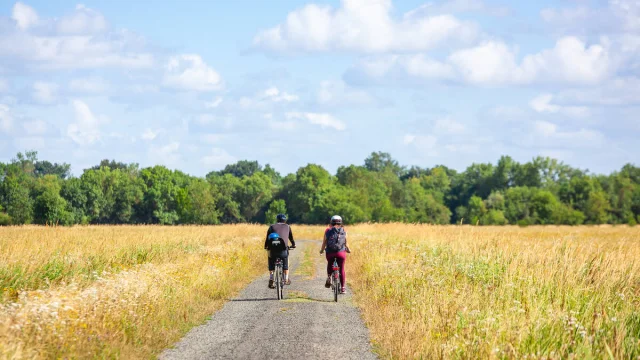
top-left (0, 165), bottom-right (33, 224)
top-left (33, 175), bottom-right (70, 225)
top-left (264, 199), bottom-right (287, 225)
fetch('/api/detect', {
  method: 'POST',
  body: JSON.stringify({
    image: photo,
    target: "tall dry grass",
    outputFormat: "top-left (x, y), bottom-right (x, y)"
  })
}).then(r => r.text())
top-left (347, 224), bottom-right (640, 359)
top-left (0, 225), bottom-right (273, 359)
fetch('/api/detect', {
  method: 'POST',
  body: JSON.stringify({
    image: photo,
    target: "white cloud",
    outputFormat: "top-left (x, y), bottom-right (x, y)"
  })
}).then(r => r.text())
top-left (262, 87), bottom-right (299, 102)
top-left (205, 97), bottom-right (223, 109)
top-left (12, 2), bottom-right (39, 30)
top-left (253, 0), bottom-right (478, 53)
top-left (450, 37), bottom-right (612, 85)
top-left (57, 4), bottom-right (108, 34)
top-left (67, 100), bottom-right (107, 145)
top-left (317, 80), bottom-right (373, 106)
top-left (286, 112), bottom-right (346, 130)
top-left (434, 117), bottom-right (465, 133)
top-left (141, 128), bottom-right (162, 141)
top-left (1, 3), bottom-right (154, 70)
top-left (201, 148), bottom-right (236, 167)
top-left (149, 142), bottom-right (182, 166)
top-left (353, 36), bottom-right (614, 86)
top-left (32, 82), bottom-right (59, 104)
top-left (529, 94), bottom-right (590, 118)
top-left (163, 55), bottom-right (223, 92)
top-left (403, 133), bottom-right (439, 155)
top-left (533, 120), bottom-right (604, 147)
top-left (0, 104), bottom-right (13, 133)
top-left (69, 77), bottom-right (109, 94)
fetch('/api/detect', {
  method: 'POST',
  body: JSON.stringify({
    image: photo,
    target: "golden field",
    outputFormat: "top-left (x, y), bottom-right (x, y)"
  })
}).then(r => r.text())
top-left (0, 225), bottom-right (319, 359)
top-left (1, 224), bottom-right (639, 359)
top-left (347, 224), bottom-right (640, 359)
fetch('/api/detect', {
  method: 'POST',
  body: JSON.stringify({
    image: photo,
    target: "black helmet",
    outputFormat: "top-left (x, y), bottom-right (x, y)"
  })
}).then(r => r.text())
top-left (276, 214), bottom-right (287, 223)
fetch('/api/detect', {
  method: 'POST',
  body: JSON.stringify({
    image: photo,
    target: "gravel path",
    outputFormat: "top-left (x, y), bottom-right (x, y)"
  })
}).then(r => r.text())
top-left (159, 240), bottom-right (377, 360)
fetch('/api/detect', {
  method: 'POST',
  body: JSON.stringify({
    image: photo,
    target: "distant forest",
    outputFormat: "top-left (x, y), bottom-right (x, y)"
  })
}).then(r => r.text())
top-left (1, 150), bottom-right (639, 226)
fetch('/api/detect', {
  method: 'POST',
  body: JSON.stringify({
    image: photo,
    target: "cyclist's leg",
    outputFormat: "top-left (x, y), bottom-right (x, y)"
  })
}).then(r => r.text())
top-left (335, 251), bottom-right (347, 288)
top-left (325, 253), bottom-right (334, 287)
top-left (282, 255), bottom-right (291, 284)
top-left (268, 255), bottom-right (276, 288)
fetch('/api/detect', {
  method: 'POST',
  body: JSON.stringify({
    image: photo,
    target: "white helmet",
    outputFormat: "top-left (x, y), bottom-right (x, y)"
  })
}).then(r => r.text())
top-left (330, 215), bottom-right (343, 225)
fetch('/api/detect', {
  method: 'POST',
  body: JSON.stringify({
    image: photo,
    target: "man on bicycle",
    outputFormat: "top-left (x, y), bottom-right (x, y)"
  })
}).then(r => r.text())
top-left (265, 214), bottom-right (296, 289)
top-left (320, 215), bottom-right (350, 294)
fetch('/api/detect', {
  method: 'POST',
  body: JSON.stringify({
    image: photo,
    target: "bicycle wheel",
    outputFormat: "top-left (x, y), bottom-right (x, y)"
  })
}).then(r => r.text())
top-left (275, 266), bottom-right (282, 300)
top-left (333, 272), bottom-right (339, 302)
top-left (279, 276), bottom-right (284, 300)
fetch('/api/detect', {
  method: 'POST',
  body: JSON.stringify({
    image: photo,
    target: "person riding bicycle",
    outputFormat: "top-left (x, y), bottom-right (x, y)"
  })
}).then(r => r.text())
top-left (265, 214), bottom-right (295, 289)
top-left (319, 215), bottom-right (350, 294)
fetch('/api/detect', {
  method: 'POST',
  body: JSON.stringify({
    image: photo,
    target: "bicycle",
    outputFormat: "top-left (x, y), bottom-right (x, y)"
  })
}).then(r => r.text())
top-left (330, 258), bottom-right (341, 302)
top-left (273, 246), bottom-right (294, 300)
top-left (274, 258), bottom-right (285, 300)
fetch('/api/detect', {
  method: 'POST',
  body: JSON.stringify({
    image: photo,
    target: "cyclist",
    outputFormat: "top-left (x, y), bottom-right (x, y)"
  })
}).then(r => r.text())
top-left (319, 215), bottom-right (350, 294)
top-left (265, 214), bottom-right (295, 289)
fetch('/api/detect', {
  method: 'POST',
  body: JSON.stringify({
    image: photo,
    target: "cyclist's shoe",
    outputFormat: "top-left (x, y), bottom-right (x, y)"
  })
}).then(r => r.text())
top-left (325, 277), bottom-right (331, 288)
top-left (285, 279), bottom-right (291, 285)
top-left (340, 287), bottom-right (346, 294)
top-left (268, 280), bottom-right (275, 289)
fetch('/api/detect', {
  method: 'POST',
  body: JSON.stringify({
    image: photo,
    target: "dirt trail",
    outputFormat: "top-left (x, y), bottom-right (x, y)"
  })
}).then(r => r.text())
top-left (159, 240), bottom-right (377, 360)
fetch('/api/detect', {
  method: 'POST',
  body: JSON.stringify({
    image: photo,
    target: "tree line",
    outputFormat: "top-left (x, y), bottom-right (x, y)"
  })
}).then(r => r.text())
top-left (1, 150), bottom-right (639, 226)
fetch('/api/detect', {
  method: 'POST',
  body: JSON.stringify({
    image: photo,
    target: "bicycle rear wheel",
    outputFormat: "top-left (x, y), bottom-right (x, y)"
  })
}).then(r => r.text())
top-left (333, 272), bottom-right (339, 302)
top-left (275, 266), bottom-right (282, 300)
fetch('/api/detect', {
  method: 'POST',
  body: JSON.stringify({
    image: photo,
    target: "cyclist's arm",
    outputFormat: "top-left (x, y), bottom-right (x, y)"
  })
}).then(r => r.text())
top-left (288, 227), bottom-right (295, 247)
top-left (320, 232), bottom-right (327, 254)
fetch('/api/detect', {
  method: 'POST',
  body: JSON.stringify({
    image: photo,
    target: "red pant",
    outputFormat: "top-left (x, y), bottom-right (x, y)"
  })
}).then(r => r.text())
top-left (326, 251), bottom-right (347, 287)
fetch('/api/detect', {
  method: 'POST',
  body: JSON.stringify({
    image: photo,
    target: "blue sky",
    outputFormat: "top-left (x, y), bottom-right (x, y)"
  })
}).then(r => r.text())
top-left (0, 0), bottom-right (638, 176)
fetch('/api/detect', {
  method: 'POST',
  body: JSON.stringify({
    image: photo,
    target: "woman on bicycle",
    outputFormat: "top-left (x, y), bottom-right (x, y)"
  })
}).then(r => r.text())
top-left (319, 215), bottom-right (350, 294)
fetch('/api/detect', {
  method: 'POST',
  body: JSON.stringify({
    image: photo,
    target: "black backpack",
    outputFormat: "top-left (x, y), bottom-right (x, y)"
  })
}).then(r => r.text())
top-left (267, 236), bottom-right (287, 252)
top-left (326, 227), bottom-right (346, 252)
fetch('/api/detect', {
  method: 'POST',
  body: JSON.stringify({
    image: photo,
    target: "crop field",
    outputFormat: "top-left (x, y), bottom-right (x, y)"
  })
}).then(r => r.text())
top-left (0, 225), bottom-right (315, 359)
top-left (348, 224), bottom-right (640, 359)
top-left (1, 224), bottom-right (639, 359)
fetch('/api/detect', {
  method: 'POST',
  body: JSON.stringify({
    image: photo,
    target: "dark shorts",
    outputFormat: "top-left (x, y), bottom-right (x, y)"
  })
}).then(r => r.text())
top-left (268, 250), bottom-right (289, 271)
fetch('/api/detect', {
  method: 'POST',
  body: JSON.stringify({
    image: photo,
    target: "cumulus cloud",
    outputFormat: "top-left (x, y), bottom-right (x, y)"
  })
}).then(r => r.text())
top-left (350, 37), bottom-right (613, 86)
top-left (1, 3), bottom-right (154, 70)
top-left (32, 82), bottom-right (59, 104)
top-left (57, 4), bottom-right (108, 34)
top-left (317, 80), bottom-right (373, 106)
top-left (434, 117), bottom-right (465, 134)
top-left (201, 148), bottom-right (236, 167)
top-left (205, 97), bottom-right (223, 109)
top-left (403, 134), bottom-right (439, 155)
top-left (163, 55), bottom-right (223, 92)
top-left (67, 100), bottom-right (108, 145)
top-left (529, 94), bottom-right (590, 118)
top-left (253, 0), bottom-right (478, 53)
top-left (141, 128), bottom-right (162, 141)
top-left (286, 112), bottom-right (346, 130)
top-left (12, 2), bottom-right (38, 30)
top-left (533, 120), bottom-right (604, 148)
top-left (262, 87), bottom-right (298, 102)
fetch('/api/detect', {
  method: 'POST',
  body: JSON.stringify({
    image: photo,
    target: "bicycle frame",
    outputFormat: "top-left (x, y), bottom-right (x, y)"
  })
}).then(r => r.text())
top-left (331, 258), bottom-right (340, 302)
